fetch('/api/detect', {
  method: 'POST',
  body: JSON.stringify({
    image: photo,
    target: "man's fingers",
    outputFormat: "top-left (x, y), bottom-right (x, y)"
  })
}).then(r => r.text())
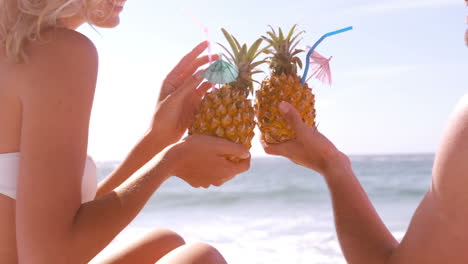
top-left (261, 140), bottom-right (283, 156)
top-left (261, 138), bottom-right (295, 156)
top-left (279, 101), bottom-right (304, 132)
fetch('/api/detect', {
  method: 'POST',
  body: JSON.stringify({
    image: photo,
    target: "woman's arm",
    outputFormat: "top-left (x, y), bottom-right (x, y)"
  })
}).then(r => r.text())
top-left (16, 30), bottom-right (249, 264)
top-left (70, 135), bottom-right (249, 263)
top-left (96, 42), bottom-right (217, 198)
top-left (16, 29), bottom-right (99, 263)
top-left (94, 130), bottom-right (168, 199)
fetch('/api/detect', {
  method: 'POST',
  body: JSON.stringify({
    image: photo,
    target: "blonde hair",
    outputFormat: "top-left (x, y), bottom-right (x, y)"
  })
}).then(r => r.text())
top-left (0, 0), bottom-right (103, 62)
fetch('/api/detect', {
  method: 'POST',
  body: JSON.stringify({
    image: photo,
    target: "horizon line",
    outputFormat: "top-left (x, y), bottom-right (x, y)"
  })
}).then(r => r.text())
top-left (94, 152), bottom-right (436, 163)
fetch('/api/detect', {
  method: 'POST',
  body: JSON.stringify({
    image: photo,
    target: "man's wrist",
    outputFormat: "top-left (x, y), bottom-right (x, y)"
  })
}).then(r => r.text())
top-left (321, 151), bottom-right (352, 180)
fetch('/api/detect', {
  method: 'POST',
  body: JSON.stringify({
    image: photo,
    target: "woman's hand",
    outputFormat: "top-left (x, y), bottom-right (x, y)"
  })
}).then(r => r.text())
top-left (261, 102), bottom-right (348, 175)
top-left (149, 41), bottom-right (219, 147)
top-left (96, 42), bottom-right (217, 198)
top-left (164, 135), bottom-right (251, 188)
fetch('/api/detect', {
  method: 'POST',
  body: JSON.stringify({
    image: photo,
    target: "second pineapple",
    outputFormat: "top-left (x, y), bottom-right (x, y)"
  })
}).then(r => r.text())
top-left (255, 25), bottom-right (316, 144)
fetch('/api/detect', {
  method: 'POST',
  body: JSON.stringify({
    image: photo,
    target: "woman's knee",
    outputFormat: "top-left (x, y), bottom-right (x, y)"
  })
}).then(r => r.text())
top-left (155, 242), bottom-right (227, 264)
top-left (188, 242), bottom-right (227, 264)
top-left (90, 229), bottom-right (185, 264)
top-left (145, 228), bottom-right (185, 250)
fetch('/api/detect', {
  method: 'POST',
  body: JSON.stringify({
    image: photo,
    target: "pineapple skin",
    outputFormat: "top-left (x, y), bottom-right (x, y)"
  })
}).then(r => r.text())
top-left (189, 85), bottom-right (256, 149)
top-left (255, 73), bottom-right (316, 143)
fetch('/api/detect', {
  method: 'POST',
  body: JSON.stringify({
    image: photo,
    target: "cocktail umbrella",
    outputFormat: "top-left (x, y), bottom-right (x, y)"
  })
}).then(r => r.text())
top-left (301, 26), bottom-right (353, 85)
top-left (305, 49), bottom-right (333, 86)
top-left (201, 58), bottom-right (239, 84)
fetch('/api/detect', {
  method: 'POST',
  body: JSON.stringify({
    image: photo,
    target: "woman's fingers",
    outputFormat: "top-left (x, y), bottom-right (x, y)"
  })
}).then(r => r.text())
top-left (177, 70), bottom-right (205, 96)
top-left (186, 135), bottom-right (250, 159)
top-left (176, 135), bottom-right (253, 189)
top-left (180, 54), bottom-right (219, 81)
top-left (159, 42), bottom-right (208, 101)
top-left (167, 55), bottom-right (216, 94)
top-left (203, 157), bottom-right (250, 188)
top-left (195, 82), bottom-right (213, 98)
top-left (214, 140), bottom-right (250, 159)
top-left (213, 174), bottom-right (234, 187)
top-left (160, 42), bottom-right (215, 103)
top-left (212, 158), bottom-right (251, 187)
top-left (231, 157), bottom-right (251, 174)
top-left (168, 41), bottom-right (208, 77)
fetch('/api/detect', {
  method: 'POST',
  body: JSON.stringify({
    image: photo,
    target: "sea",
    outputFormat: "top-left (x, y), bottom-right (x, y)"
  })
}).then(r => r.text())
top-left (92, 154), bottom-right (434, 264)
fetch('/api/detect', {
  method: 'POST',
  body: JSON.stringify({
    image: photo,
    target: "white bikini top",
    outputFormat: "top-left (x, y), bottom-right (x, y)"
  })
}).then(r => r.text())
top-left (0, 153), bottom-right (97, 203)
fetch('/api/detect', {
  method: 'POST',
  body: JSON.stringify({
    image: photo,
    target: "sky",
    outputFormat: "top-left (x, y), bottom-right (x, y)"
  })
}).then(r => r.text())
top-left (78, 0), bottom-right (468, 161)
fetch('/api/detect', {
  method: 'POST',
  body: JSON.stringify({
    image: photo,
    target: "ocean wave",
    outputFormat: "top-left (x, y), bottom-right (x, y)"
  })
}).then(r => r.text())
top-left (151, 187), bottom-right (325, 208)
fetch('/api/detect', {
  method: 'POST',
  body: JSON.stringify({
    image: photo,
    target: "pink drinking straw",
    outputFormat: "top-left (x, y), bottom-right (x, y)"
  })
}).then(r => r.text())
top-left (181, 8), bottom-right (213, 64)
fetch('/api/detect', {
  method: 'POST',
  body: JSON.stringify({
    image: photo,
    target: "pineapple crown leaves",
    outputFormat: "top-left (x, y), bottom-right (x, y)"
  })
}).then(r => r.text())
top-left (218, 28), bottom-right (269, 95)
top-left (262, 24), bottom-right (305, 76)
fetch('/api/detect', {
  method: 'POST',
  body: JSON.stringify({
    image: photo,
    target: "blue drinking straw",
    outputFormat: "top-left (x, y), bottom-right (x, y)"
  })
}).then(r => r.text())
top-left (301, 26), bottom-right (353, 85)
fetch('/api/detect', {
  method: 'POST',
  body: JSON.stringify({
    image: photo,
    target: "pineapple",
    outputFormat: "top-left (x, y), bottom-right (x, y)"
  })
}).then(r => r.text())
top-left (189, 29), bottom-right (265, 154)
top-left (255, 25), bottom-right (316, 143)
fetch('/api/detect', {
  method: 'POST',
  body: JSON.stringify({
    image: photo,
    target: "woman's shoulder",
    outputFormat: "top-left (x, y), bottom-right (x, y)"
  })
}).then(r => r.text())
top-left (27, 28), bottom-right (98, 65)
top-left (18, 28), bottom-right (99, 104)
